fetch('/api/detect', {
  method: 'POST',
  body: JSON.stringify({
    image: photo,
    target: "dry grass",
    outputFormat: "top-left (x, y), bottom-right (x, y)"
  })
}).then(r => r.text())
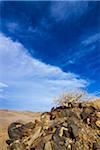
top-left (85, 99), bottom-right (100, 109)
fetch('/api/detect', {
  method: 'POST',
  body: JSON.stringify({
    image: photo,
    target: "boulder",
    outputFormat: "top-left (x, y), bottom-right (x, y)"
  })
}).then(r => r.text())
top-left (68, 121), bottom-right (79, 139)
top-left (44, 141), bottom-right (52, 150)
top-left (80, 106), bottom-right (95, 122)
top-left (8, 122), bottom-right (24, 140)
top-left (93, 142), bottom-right (100, 150)
top-left (8, 140), bottom-right (25, 150)
top-left (95, 120), bottom-right (100, 128)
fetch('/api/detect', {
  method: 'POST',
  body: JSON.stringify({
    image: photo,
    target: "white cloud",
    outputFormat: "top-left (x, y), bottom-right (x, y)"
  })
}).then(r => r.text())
top-left (50, 1), bottom-right (88, 22)
top-left (0, 33), bottom-right (88, 111)
top-left (0, 82), bottom-right (8, 99)
top-left (7, 22), bottom-right (19, 33)
top-left (82, 33), bottom-right (100, 46)
top-left (71, 33), bottom-right (99, 59)
top-left (61, 33), bottom-right (100, 68)
top-left (0, 82), bottom-right (8, 88)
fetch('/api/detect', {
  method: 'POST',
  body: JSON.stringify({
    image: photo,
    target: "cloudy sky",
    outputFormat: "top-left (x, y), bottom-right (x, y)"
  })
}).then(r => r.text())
top-left (0, 1), bottom-right (100, 111)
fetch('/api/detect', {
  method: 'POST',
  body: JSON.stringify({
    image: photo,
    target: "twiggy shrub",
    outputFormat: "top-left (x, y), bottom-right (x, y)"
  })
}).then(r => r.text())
top-left (53, 90), bottom-right (97, 107)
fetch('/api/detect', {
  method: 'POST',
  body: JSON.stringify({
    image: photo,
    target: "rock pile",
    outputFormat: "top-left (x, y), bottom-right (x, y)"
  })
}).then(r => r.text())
top-left (6, 101), bottom-right (100, 150)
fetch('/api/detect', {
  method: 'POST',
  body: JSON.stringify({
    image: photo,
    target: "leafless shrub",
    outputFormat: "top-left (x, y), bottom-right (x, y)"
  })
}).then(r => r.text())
top-left (53, 89), bottom-right (97, 106)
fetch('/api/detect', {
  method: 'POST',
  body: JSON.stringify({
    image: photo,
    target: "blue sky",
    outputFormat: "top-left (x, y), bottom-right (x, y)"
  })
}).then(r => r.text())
top-left (0, 1), bottom-right (100, 111)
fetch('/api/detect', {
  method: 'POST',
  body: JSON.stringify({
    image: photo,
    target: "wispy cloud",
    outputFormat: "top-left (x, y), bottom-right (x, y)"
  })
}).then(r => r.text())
top-left (50, 1), bottom-right (88, 22)
top-left (7, 22), bottom-right (19, 33)
top-left (60, 33), bottom-right (100, 67)
top-left (82, 33), bottom-right (100, 46)
top-left (0, 33), bottom-right (88, 111)
top-left (0, 82), bottom-right (8, 88)
top-left (72, 33), bottom-right (100, 60)
top-left (0, 82), bottom-right (8, 98)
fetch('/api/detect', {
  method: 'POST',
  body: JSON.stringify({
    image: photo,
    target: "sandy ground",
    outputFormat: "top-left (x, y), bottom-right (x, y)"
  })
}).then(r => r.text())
top-left (0, 110), bottom-right (41, 150)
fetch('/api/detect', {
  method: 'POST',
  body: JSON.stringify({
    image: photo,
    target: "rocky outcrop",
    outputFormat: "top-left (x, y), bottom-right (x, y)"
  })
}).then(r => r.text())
top-left (6, 101), bottom-right (100, 150)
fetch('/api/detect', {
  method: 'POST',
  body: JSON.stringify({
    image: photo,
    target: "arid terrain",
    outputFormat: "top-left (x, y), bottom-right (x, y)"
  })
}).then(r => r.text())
top-left (0, 110), bottom-right (41, 150)
top-left (0, 99), bottom-right (100, 150)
